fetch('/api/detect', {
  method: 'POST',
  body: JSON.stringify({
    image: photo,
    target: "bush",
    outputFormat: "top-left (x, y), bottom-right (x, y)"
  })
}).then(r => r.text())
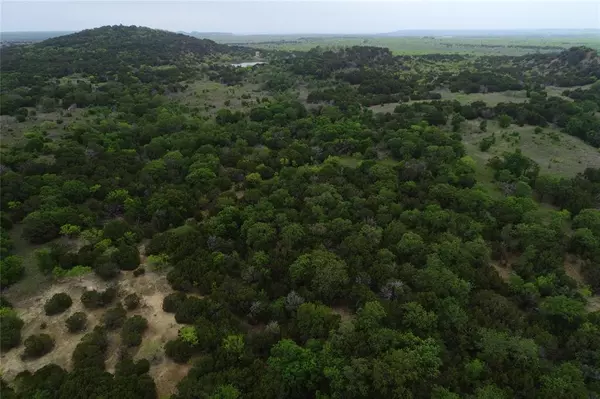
top-left (162, 292), bottom-right (187, 313)
top-left (94, 261), bottom-right (120, 280)
top-left (124, 293), bottom-right (140, 310)
top-left (44, 293), bottom-right (73, 315)
top-left (65, 312), bottom-right (87, 333)
top-left (81, 287), bottom-right (117, 309)
top-left (0, 297), bottom-right (13, 308)
top-left (498, 114), bottom-right (512, 128)
top-left (112, 244), bottom-right (140, 271)
top-left (0, 255), bottom-right (25, 288)
top-left (22, 334), bottom-right (55, 359)
top-left (72, 327), bottom-right (108, 369)
top-left (102, 306), bottom-right (127, 330)
top-left (0, 310), bottom-right (24, 351)
top-left (165, 338), bottom-right (192, 363)
top-left (133, 267), bottom-right (145, 277)
top-left (121, 316), bottom-right (148, 347)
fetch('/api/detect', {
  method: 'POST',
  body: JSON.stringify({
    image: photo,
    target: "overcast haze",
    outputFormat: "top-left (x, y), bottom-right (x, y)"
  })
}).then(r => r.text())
top-left (1, 1), bottom-right (599, 34)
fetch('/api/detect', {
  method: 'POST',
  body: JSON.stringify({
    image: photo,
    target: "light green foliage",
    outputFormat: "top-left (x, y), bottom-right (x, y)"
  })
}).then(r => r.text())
top-left (60, 224), bottom-right (81, 237)
top-left (179, 326), bottom-right (199, 346)
top-left (209, 385), bottom-right (241, 399)
top-left (221, 334), bottom-right (244, 357)
top-left (268, 339), bottom-right (319, 395)
top-left (147, 254), bottom-right (169, 270)
top-left (52, 265), bottom-right (92, 278)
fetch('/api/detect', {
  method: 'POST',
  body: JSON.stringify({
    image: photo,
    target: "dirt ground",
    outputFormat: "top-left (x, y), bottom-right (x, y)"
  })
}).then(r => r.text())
top-left (1, 268), bottom-right (187, 398)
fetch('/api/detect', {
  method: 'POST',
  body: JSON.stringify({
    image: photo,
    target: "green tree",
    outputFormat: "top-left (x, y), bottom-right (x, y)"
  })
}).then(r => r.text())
top-left (0, 255), bottom-right (24, 287)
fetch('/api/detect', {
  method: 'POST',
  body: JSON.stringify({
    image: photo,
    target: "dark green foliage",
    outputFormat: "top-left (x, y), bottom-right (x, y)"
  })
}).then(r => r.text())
top-left (0, 296), bottom-right (13, 308)
top-left (80, 287), bottom-right (117, 309)
top-left (72, 327), bottom-right (108, 369)
top-left (0, 255), bottom-right (24, 288)
top-left (111, 244), bottom-right (140, 270)
top-left (0, 310), bottom-right (24, 352)
top-left (123, 293), bottom-right (140, 310)
top-left (22, 333), bottom-right (55, 359)
top-left (163, 292), bottom-right (187, 313)
top-left (65, 312), bottom-right (87, 333)
top-left (94, 261), bottom-right (120, 280)
top-left (165, 338), bottom-right (193, 363)
top-left (121, 315), bottom-right (148, 347)
top-left (133, 267), bottom-right (145, 277)
top-left (102, 306), bottom-right (127, 330)
top-left (44, 292), bottom-right (73, 315)
top-left (14, 364), bottom-right (66, 399)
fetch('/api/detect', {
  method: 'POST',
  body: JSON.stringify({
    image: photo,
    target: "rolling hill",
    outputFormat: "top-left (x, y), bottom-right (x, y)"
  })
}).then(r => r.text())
top-left (0, 25), bottom-right (253, 89)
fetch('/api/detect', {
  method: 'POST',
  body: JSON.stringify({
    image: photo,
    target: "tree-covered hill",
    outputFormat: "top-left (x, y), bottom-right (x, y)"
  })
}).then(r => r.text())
top-left (0, 25), bottom-right (255, 115)
top-left (0, 25), bottom-right (252, 91)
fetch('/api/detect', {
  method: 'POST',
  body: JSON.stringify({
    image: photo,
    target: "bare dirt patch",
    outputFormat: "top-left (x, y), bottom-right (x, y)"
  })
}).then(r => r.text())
top-left (491, 262), bottom-right (513, 282)
top-left (564, 254), bottom-right (586, 284)
top-left (0, 269), bottom-right (188, 397)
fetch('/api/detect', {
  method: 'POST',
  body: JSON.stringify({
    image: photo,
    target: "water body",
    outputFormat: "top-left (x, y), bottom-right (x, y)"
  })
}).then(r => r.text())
top-left (230, 61), bottom-right (266, 67)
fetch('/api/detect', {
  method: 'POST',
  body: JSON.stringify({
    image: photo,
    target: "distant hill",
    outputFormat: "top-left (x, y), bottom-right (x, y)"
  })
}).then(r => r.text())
top-left (520, 46), bottom-right (600, 86)
top-left (0, 25), bottom-right (252, 89)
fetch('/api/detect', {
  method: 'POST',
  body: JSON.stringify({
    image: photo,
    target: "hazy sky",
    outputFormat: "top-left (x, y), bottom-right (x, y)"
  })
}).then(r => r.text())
top-left (1, 1), bottom-right (599, 34)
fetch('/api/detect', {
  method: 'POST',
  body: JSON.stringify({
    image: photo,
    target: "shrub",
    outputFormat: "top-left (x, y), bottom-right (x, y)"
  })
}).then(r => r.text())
top-left (22, 334), bottom-right (55, 359)
top-left (0, 310), bottom-right (24, 351)
top-left (0, 255), bottom-right (25, 288)
top-left (124, 293), bottom-right (140, 310)
top-left (81, 286), bottom-right (117, 309)
top-left (121, 316), bottom-right (148, 347)
top-left (65, 312), bottom-right (87, 333)
top-left (94, 261), bottom-right (120, 280)
top-left (102, 306), bottom-right (127, 330)
top-left (44, 293), bottom-right (73, 315)
top-left (498, 114), bottom-right (512, 128)
top-left (0, 296), bottom-right (13, 309)
top-left (165, 338), bottom-right (192, 363)
top-left (133, 267), bottom-right (145, 277)
top-left (72, 327), bottom-right (108, 369)
top-left (162, 292), bottom-right (187, 313)
top-left (112, 244), bottom-right (140, 271)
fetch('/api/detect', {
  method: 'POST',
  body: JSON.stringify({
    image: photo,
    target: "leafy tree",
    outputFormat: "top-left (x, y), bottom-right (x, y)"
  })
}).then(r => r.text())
top-left (0, 308), bottom-right (24, 351)
top-left (44, 293), bottom-right (73, 315)
top-left (22, 333), bottom-right (55, 358)
top-left (267, 339), bottom-right (319, 398)
top-left (121, 315), bottom-right (148, 347)
top-left (65, 312), bottom-right (87, 333)
top-left (102, 306), bottom-right (127, 330)
top-left (0, 255), bottom-right (24, 287)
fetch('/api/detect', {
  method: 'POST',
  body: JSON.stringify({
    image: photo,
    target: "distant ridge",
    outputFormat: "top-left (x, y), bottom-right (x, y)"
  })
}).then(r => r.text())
top-left (0, 25), bottom-right (253, 89)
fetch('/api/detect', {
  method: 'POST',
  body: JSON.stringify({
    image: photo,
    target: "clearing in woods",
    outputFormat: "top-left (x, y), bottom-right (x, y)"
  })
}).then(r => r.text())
top-left (1, 268), bottom-right (186, 398)
top-left (461, 120), bottom-right (600, 178)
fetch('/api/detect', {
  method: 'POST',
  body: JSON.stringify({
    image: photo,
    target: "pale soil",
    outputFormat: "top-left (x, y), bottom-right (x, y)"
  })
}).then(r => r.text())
top-left (1, 252), bottom-right (187, 398)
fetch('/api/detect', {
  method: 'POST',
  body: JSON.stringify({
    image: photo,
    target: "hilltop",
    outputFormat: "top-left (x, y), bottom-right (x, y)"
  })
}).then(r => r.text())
top-left (0, 25), bottom-right (252, 89)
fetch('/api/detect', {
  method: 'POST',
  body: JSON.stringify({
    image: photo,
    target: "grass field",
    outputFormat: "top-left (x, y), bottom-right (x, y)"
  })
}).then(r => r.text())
top-left (461, 120), bottom-right (600, 178)
top-left (175, 79), bottom-right (272, 113)
top-left (199, 34), bottom-right (600, 56)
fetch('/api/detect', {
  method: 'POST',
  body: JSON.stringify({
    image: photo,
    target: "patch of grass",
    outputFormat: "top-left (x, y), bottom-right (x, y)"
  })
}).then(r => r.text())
top-left (4, 225), bottom-right (51, 301)
top-left (462, 119), bottom-right (600, 178)
top-left (436, 90), bottom-right (529, 106)
top-left (205, 35), bottom-right (600, 56)
top-left (175, 79), bottom-right (270, 113)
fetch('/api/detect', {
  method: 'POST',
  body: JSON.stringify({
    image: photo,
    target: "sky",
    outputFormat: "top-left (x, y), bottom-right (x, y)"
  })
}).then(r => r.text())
top-left (1, 0), bottom-right (599, 34)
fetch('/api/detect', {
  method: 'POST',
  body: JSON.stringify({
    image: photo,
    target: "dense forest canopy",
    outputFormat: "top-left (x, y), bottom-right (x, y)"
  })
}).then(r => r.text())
top-left (0, 25), bottom-right (600, 399)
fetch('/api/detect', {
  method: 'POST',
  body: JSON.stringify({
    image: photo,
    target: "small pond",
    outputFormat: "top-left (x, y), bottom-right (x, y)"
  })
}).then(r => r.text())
top-left (230, 61), bottom-right (266, 67)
